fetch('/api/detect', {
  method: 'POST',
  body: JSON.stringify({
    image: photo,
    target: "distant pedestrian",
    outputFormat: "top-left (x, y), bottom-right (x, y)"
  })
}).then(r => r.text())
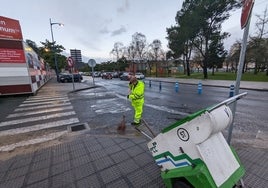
top-left (127, 76), bottom-right (145, 126)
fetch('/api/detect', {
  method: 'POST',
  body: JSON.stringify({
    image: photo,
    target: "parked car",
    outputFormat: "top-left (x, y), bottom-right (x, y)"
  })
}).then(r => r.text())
top-left (120, 72), bottom-right (133, 81)
top-left (112, 72), bottom-right (119, 78)
top-left (102, 72), bottom-right (113, 79)
top-left (135, 72), bottom-right (145, 80)
top-left (59, 73), bottom-right (83, 83)
top-left (93, 72), bottom-right (101, 77)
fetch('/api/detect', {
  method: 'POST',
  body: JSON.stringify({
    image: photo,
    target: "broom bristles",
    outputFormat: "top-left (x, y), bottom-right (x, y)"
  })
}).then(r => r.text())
top-left (117, 115), bottom-right (126, 131)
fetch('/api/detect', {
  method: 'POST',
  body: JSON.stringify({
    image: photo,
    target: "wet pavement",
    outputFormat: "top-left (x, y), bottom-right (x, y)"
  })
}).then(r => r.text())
top-left (0, 77), bottom-right (267, 188)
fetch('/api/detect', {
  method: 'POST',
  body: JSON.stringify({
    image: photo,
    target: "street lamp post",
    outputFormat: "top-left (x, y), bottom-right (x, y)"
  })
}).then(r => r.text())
top-left (49, 18), bottom-right (63, 82)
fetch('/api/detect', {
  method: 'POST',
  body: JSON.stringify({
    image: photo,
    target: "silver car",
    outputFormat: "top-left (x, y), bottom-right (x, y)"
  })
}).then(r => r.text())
top-left (135, 72), bottom-right (145, 80)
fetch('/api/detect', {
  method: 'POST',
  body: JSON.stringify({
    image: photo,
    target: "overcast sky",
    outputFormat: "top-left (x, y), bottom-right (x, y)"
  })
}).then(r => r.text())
top-left (1, 0), bottom-right (267, 63)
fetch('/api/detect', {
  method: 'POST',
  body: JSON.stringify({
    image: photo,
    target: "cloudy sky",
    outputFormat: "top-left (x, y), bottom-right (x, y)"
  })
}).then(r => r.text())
top-left (1, 0), bottom-right (267, 63)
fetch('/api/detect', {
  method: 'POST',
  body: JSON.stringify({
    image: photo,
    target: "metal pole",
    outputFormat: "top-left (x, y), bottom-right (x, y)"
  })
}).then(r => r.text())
top-left (50, 18), bottom-right (59, 82)
top-left (71, 68), bottom-right (75, 91)
top-left (92, 66), bottom-right (95, 86)
top-left (227, 13), bottom-right (252, 145)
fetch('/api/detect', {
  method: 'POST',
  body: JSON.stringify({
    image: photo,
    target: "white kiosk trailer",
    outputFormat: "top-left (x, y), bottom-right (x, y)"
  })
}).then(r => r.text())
top-left (0, 16), bottom-right (52, 95)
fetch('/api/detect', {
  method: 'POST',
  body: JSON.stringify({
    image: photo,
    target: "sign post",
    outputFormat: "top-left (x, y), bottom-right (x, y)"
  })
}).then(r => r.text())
top-left (67, 56), bottom-right (75, 90)
top-left (88, 59), bottom-right (96, 86)
top-left (227, 0), bottom-right (255, 145)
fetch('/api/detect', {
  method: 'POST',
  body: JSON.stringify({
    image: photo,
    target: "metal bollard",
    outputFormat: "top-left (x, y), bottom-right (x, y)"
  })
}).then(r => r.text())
top-left (229, 84), bottom-right (235, 97)
top-left (175, 82), bottom-right (179, 93)
top-left (149, 80), bottom-right (151, 88)
top-left (198, 82), bottom-right (202, 94)
top-left (159, 81), bottom-right (162, 91)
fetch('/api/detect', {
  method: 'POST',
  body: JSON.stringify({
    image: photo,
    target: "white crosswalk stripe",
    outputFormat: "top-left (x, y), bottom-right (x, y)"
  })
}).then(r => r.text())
top-left (19, 99), bottom-right (70, 107)
top-left (0, 94), bottom-right (79, 152)
top-left (7, 106), bottom-right (74, 118)
top-left (0, 118), bottom-right (79, 136)
top-left (14, 102), bottom-right (72, 112)
top-left (22, 97), bottom-right (69, 103)
top-left (0, 111), bottom-right (76, 127)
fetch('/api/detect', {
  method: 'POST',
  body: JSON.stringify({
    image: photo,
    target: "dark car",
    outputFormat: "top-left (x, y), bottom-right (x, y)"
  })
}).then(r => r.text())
top-left (101, 72), bottom-right (113, 79)
top-left (59, 73), bottom-right (83, 83)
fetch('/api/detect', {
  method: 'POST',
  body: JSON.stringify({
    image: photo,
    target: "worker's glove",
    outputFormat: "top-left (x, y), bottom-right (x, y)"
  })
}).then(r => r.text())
top-left (127, 95), bottom-right (129, 99)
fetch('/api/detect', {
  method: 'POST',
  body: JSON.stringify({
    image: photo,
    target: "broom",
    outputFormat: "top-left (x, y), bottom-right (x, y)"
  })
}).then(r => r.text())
top-left (117, 114), bottom-right (126, 132)
top-left (117, 95), bottom-right (128, 132)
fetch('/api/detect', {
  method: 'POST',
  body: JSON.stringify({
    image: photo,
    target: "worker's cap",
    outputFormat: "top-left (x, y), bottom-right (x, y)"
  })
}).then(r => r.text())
top-left (129, 76), bottom-right (137, 84)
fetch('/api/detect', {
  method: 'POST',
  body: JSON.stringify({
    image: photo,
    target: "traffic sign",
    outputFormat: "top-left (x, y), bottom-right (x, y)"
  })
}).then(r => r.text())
top-left (67, 57), bottom-right (74, 67)
top-left (88, 59), bottom-right (96, 67)
top-left (241, 0), bottom-right (255, 29)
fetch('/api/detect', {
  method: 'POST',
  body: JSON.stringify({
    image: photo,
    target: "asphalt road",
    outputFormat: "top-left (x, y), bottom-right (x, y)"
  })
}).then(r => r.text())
top-left (0, 77), bottom-right (267, 151)
top-left (86, 78), bottom-right (268, 131)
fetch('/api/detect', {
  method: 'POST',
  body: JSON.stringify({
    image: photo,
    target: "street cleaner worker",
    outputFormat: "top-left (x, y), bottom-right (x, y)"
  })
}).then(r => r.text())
top-left (127, 76), bottom-right (145, 126)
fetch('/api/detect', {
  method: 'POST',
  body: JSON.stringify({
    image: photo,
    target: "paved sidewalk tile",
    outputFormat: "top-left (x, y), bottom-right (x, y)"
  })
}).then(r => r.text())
top-left (0, 133), bottom-right (267, 188)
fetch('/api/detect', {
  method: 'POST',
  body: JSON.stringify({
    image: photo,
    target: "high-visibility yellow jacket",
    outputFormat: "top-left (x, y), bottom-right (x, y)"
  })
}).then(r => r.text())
top-left (128, 81), bottom-right (145, 103)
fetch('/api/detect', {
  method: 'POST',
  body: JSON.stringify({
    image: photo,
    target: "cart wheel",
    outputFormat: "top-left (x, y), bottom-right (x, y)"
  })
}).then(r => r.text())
top-left (173, 179), bottom-right (193, 188)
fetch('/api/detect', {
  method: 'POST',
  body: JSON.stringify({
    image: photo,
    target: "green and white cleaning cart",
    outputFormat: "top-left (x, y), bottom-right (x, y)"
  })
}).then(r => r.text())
top-left (146, 93), bottom-right (247, 188)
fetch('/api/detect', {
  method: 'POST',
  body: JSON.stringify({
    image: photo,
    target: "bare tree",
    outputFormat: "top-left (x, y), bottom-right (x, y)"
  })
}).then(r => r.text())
top-left (110, 42), bottom-right (124, 61)
top-left (148, 39), bottom-right (164, 77)
top-left (125, 32), bottom-right (147, 73)
top-left (249, 7), bottom-right (268, 75)
top-left (110, 42), bottom-right (125, 71)
top-left (131, 32), bottom-right (147, 61)
top-left (255, 7), bottom-right (268, 39)
top-left (228, 41), bottom-right (241, 73)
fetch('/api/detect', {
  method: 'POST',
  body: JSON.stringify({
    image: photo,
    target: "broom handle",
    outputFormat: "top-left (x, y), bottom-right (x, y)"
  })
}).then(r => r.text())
top-left (142, 119), bottom-right (156, 138)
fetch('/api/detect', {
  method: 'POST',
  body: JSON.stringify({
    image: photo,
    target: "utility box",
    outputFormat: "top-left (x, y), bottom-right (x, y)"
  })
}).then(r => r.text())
top-left (147, 93), bottom-right (246, 188)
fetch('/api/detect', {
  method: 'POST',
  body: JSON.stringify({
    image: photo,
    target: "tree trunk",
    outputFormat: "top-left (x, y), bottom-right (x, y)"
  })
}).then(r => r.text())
top-left (183, 56), bottom-right (186, 75)
top-left (155, 62), bottom-right (158, 77)
top-left (254, 64), bottom-right (258, 75)
top-left (186, 60), bottom-right (190, 76)
top-left (203, 58), bottom-right (208, 79)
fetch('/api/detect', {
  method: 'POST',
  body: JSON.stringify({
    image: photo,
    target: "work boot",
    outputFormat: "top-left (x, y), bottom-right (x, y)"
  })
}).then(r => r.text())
top-left (131, 120), bottom-right (141, 127)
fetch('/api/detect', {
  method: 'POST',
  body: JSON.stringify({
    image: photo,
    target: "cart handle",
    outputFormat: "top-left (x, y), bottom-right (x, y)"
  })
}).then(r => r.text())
top-left (207, 92), bottom-right (247, 112)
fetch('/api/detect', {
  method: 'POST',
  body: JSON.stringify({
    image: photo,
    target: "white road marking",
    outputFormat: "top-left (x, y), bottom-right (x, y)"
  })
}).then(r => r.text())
top-left (91, 98), bottom-right (131, 114)
top-left (25, 95), bottom-right (67, 100)
top-left (0, 118), bottom-right (79, 136)
top-left (0, 111), bottom-right (76, 127)
top-left (145, 104), bottom-right (190, 116)
top-left (19, 100), bottom-right (70, 107)
top-left (0, 131), bottom-right (67, 152)
top-left (14, 102), bottom-right (72, 112)
top-left (23, 97), bottom-right (68, 103)
top-left (8, 106), bottom-right (73, 118)
top-left (115, 94), bottom-right (190, 116)
top-left (0, 94), bottom-right (80, 151)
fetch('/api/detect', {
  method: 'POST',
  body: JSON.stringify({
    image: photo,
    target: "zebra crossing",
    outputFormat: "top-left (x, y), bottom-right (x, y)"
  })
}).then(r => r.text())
top-left (0, 94), bottom-right (79, 152)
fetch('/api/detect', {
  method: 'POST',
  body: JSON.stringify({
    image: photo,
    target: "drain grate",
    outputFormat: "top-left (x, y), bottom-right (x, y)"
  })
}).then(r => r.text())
top-left (68, 123), bottom-right (89, 132)
top-left (71, 124), bottom-right (85, 131)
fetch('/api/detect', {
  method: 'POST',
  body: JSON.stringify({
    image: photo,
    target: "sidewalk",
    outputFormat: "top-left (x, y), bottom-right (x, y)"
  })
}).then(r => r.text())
top-left (0, 78), bottom-right (267, 188)
top-left (146, 77), bottom-right (268, 91)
